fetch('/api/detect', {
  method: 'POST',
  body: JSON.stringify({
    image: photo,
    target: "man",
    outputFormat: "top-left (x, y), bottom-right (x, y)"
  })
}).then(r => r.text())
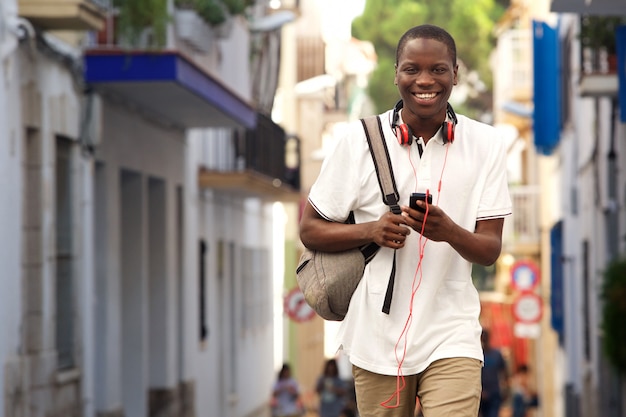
top-left (299, 24), bottom-right (512, 417)
top-left (480, 330), bottom-right (509, 417)
top-left (511, 364), bottom-right (539, 417)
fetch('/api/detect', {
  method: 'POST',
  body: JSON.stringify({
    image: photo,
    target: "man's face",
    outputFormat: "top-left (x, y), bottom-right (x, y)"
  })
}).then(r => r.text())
top-left (394, 37), bottom-right (458, 123)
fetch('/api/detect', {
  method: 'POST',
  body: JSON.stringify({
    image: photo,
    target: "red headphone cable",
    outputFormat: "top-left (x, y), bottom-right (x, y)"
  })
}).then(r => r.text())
top-left (380, 193), bottom-right (430, 409)
top-left (380, 143), bottom-right (450, 409)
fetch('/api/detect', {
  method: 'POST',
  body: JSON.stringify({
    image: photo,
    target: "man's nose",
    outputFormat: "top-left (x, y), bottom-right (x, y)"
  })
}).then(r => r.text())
top-left (414, 72), bottom-right (435, 85)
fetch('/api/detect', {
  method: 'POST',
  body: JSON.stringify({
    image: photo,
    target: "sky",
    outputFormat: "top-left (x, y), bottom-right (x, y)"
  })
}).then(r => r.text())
top-left (319, 0), bottom-right (365, 40)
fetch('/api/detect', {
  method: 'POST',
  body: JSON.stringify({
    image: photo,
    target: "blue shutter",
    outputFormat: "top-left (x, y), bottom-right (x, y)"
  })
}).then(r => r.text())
top-left (533, 21), bottom-right (561, 155)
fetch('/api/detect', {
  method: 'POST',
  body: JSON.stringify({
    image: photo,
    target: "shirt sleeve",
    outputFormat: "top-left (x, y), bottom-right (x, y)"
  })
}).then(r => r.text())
top-left (308, 122), bottom-right (365, 222)
top-left (477, 130), bottom-right (512, 220)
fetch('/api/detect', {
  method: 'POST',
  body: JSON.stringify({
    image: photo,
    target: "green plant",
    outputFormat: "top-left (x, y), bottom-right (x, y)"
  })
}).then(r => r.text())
top-left (114, 0), bottom-right (169, 47)
top-left (580, 15), bottom-right (626, 54)
top-left (601, 256), bottom-right (626, 374)
top-left (222, 0), bottom-right (255, 15)
top-left (174, 0), bottom-right (254, 26)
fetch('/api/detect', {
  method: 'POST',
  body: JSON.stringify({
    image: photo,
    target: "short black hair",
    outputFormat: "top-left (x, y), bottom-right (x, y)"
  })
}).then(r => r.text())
top-left (396, 24), bottom-right (457, 66)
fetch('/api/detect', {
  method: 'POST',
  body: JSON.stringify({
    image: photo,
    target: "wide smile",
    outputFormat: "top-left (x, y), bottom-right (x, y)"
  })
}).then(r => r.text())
top-left (412, 92), bottom-right (438, 100)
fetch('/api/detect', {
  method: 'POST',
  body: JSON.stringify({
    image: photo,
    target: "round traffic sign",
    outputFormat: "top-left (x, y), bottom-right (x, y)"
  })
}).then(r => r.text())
top-left (513, 292), bottom-right (543, 324)
top-left (511, 260), bottom-right (540, 291)
top-left (284, 287), bottom-right (316, 323)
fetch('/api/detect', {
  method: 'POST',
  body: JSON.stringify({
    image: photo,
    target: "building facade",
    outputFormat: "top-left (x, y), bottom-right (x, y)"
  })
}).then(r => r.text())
top-left (0, 1), bottom-right (300, 416)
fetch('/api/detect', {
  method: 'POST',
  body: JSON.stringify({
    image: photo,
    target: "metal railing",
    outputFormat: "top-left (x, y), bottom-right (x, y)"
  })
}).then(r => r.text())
top-left (244, 114), bottom-right (300, 190)
top-left (201, 114), bottom-right (300, 192)
top-left (502, 185), bottom-right (541, 248)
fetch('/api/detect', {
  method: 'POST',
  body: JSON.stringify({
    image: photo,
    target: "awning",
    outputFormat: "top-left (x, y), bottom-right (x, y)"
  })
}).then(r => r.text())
top-left (84, 49), bottom-right (256, 129)
top-left (551, 0), bottom-right (626, 15)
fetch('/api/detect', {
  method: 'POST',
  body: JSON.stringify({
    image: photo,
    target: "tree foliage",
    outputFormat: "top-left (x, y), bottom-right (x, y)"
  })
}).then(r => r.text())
top-left (352, 0), bottom-right (505, 115)
top-left (601, 256), bottom-right (626, 374)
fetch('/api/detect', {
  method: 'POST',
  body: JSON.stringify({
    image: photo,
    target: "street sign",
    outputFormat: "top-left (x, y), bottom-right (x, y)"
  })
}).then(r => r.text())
top-left (511, 259), bottom-right (540, 291)
top-left (513, 292), bottom-right (543, 324)
top-left (284, 287), bottom-right (316, 323)
top-left (514, 322), bottom-right (541, 339)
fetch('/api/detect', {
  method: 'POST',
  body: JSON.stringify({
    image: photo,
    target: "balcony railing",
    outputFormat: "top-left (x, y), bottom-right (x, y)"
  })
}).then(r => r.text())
top-left (244, 114), bottom-right (300, 191)
top-left (578, 16), bottom-right (621, 97)
top-left (502, 185), bottom-right (540, 253)
top-left (497, 29), bottom-right (533, 101)
top-left (198, 114), bottom-right (301, 202)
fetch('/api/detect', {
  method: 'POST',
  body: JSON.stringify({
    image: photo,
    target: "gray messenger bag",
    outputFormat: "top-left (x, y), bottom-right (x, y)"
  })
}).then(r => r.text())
top-left (296, 115), bottom-right (401, 321)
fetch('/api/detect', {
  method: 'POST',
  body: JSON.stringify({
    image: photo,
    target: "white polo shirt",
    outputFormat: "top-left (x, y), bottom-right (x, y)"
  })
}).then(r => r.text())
top-left (308, 109), bottom-right (512, 376)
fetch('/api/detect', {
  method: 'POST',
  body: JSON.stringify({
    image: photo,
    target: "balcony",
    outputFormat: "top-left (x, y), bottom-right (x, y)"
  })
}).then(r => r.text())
top-left (18, 0), bottom-right (107, 31)
top-left (502, 185), bottom-right (540, 256)
top-left (577, 16), bottom-right (624, 97)
top-left (84, 49), bottom-right (256, 129)
top-left (497, 29), bottom-right (533, 103)
top-left (198, 113), bottom-right (301, 202)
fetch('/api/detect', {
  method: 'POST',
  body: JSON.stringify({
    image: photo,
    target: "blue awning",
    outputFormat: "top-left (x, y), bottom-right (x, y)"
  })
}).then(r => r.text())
top-left (84, 50), bottom-right (256, 129)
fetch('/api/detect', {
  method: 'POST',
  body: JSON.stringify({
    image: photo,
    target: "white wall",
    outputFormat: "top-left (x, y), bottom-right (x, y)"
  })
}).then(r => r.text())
top-left (0, 1), bottom-right (23, 414)
top-left (186, 130), bottom-right (277, 417)
top-left (93, 102), bottom-right (186, 416)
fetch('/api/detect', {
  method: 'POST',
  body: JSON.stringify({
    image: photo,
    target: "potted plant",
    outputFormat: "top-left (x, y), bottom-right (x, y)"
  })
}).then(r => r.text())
top-left (600, 256), bottom-right (626, 375)
top-left (175, 0), bottom-right (250, 26)
top-left (222, 0), bottom-right (255, 16)
top-left (113, 0), bottom-right (169, 48)
top-left (580, 15), bottom-right (626, 72)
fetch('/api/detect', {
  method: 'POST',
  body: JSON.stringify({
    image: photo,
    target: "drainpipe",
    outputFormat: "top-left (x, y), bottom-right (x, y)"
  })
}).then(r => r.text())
top-left (604, 97), bottom-right (622, 417)
top-left (606, 98), bottom-right (619, 259)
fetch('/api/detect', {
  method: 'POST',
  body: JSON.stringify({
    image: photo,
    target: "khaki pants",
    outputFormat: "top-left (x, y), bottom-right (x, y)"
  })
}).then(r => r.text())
top-left (353, 358), bottom-right (482, 417)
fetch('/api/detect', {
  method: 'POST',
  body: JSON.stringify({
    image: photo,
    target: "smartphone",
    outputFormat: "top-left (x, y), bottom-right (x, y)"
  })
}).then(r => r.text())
top-left (409, 192), bottom-right (432, 213)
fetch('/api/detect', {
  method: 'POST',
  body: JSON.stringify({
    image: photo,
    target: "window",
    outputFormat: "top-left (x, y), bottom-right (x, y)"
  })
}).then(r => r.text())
top-left (199, 239), bottom-right (208, 341)
top-left (242, 247), bottom-right (271, 331)
top-left (582, 240), bottom-right (591, 362)
top-left (55, 137), bottom-right (75, 369)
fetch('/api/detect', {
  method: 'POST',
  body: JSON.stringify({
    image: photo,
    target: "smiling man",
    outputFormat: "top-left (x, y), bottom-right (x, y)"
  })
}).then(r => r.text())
top-left (299, 25), bottom-right (512, 417)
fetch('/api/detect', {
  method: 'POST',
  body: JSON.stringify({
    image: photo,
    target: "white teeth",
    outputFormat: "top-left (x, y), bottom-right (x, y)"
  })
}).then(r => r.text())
top-left (415, 93), bottom-right (436, 99)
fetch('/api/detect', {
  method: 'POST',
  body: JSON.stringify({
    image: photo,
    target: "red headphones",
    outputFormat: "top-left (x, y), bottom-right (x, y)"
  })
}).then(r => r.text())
top-left (391, 100), bottom-right (458, 146)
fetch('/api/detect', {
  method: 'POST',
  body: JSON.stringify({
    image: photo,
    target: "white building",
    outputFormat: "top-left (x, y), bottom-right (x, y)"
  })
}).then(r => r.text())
top-left (0, 1), bottom-right (300, 416)
top-left (549, 1), bottom-right (626, 414)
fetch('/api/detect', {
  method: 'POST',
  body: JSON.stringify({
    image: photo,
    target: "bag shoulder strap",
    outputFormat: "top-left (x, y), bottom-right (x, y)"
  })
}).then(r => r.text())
top-left (360, 116), bottom-right (401, 214)
top-left (360, 115), bottom-right (401, 315)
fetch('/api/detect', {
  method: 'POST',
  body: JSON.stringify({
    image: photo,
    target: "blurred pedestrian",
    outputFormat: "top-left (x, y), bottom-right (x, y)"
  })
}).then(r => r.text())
top-left (511, 364), bottom-right (539, 417)
top-left (339, 407), bottom-right (356, 417)
top-left (316, 358), bottom-right (348, 417)
top-left (271, 363), bottom-right (304, 417)
top-left (479, 330), bottom-right (509, 417)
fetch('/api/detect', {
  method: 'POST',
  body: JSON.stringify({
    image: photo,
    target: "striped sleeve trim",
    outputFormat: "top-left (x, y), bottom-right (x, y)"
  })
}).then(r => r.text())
top-left (477, 211), bottom-right (512, 221)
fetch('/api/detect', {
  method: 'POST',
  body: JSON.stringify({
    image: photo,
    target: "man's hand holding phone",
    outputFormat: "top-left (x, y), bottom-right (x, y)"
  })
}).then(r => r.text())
top-left (409, 192), bottom-right (432, 213)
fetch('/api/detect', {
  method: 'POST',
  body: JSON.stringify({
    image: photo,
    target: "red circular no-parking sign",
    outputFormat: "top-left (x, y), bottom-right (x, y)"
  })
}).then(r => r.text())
top-left (512, 292), bottom-right (543, 324)
top-left (284, 287), bottom-right (316, 323)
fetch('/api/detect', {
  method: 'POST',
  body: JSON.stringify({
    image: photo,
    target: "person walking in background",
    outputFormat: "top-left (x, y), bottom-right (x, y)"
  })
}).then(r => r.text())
top-left (511, 364), bottom-right (539, 417)
top-left (271, 363), bottom-right (304, 417)
top-left (299, 24), bottom-right (512, 417)
top-left (479, 330), bottom-right (509, 417)
top-left (316, 359), bottom-right (348, 417)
